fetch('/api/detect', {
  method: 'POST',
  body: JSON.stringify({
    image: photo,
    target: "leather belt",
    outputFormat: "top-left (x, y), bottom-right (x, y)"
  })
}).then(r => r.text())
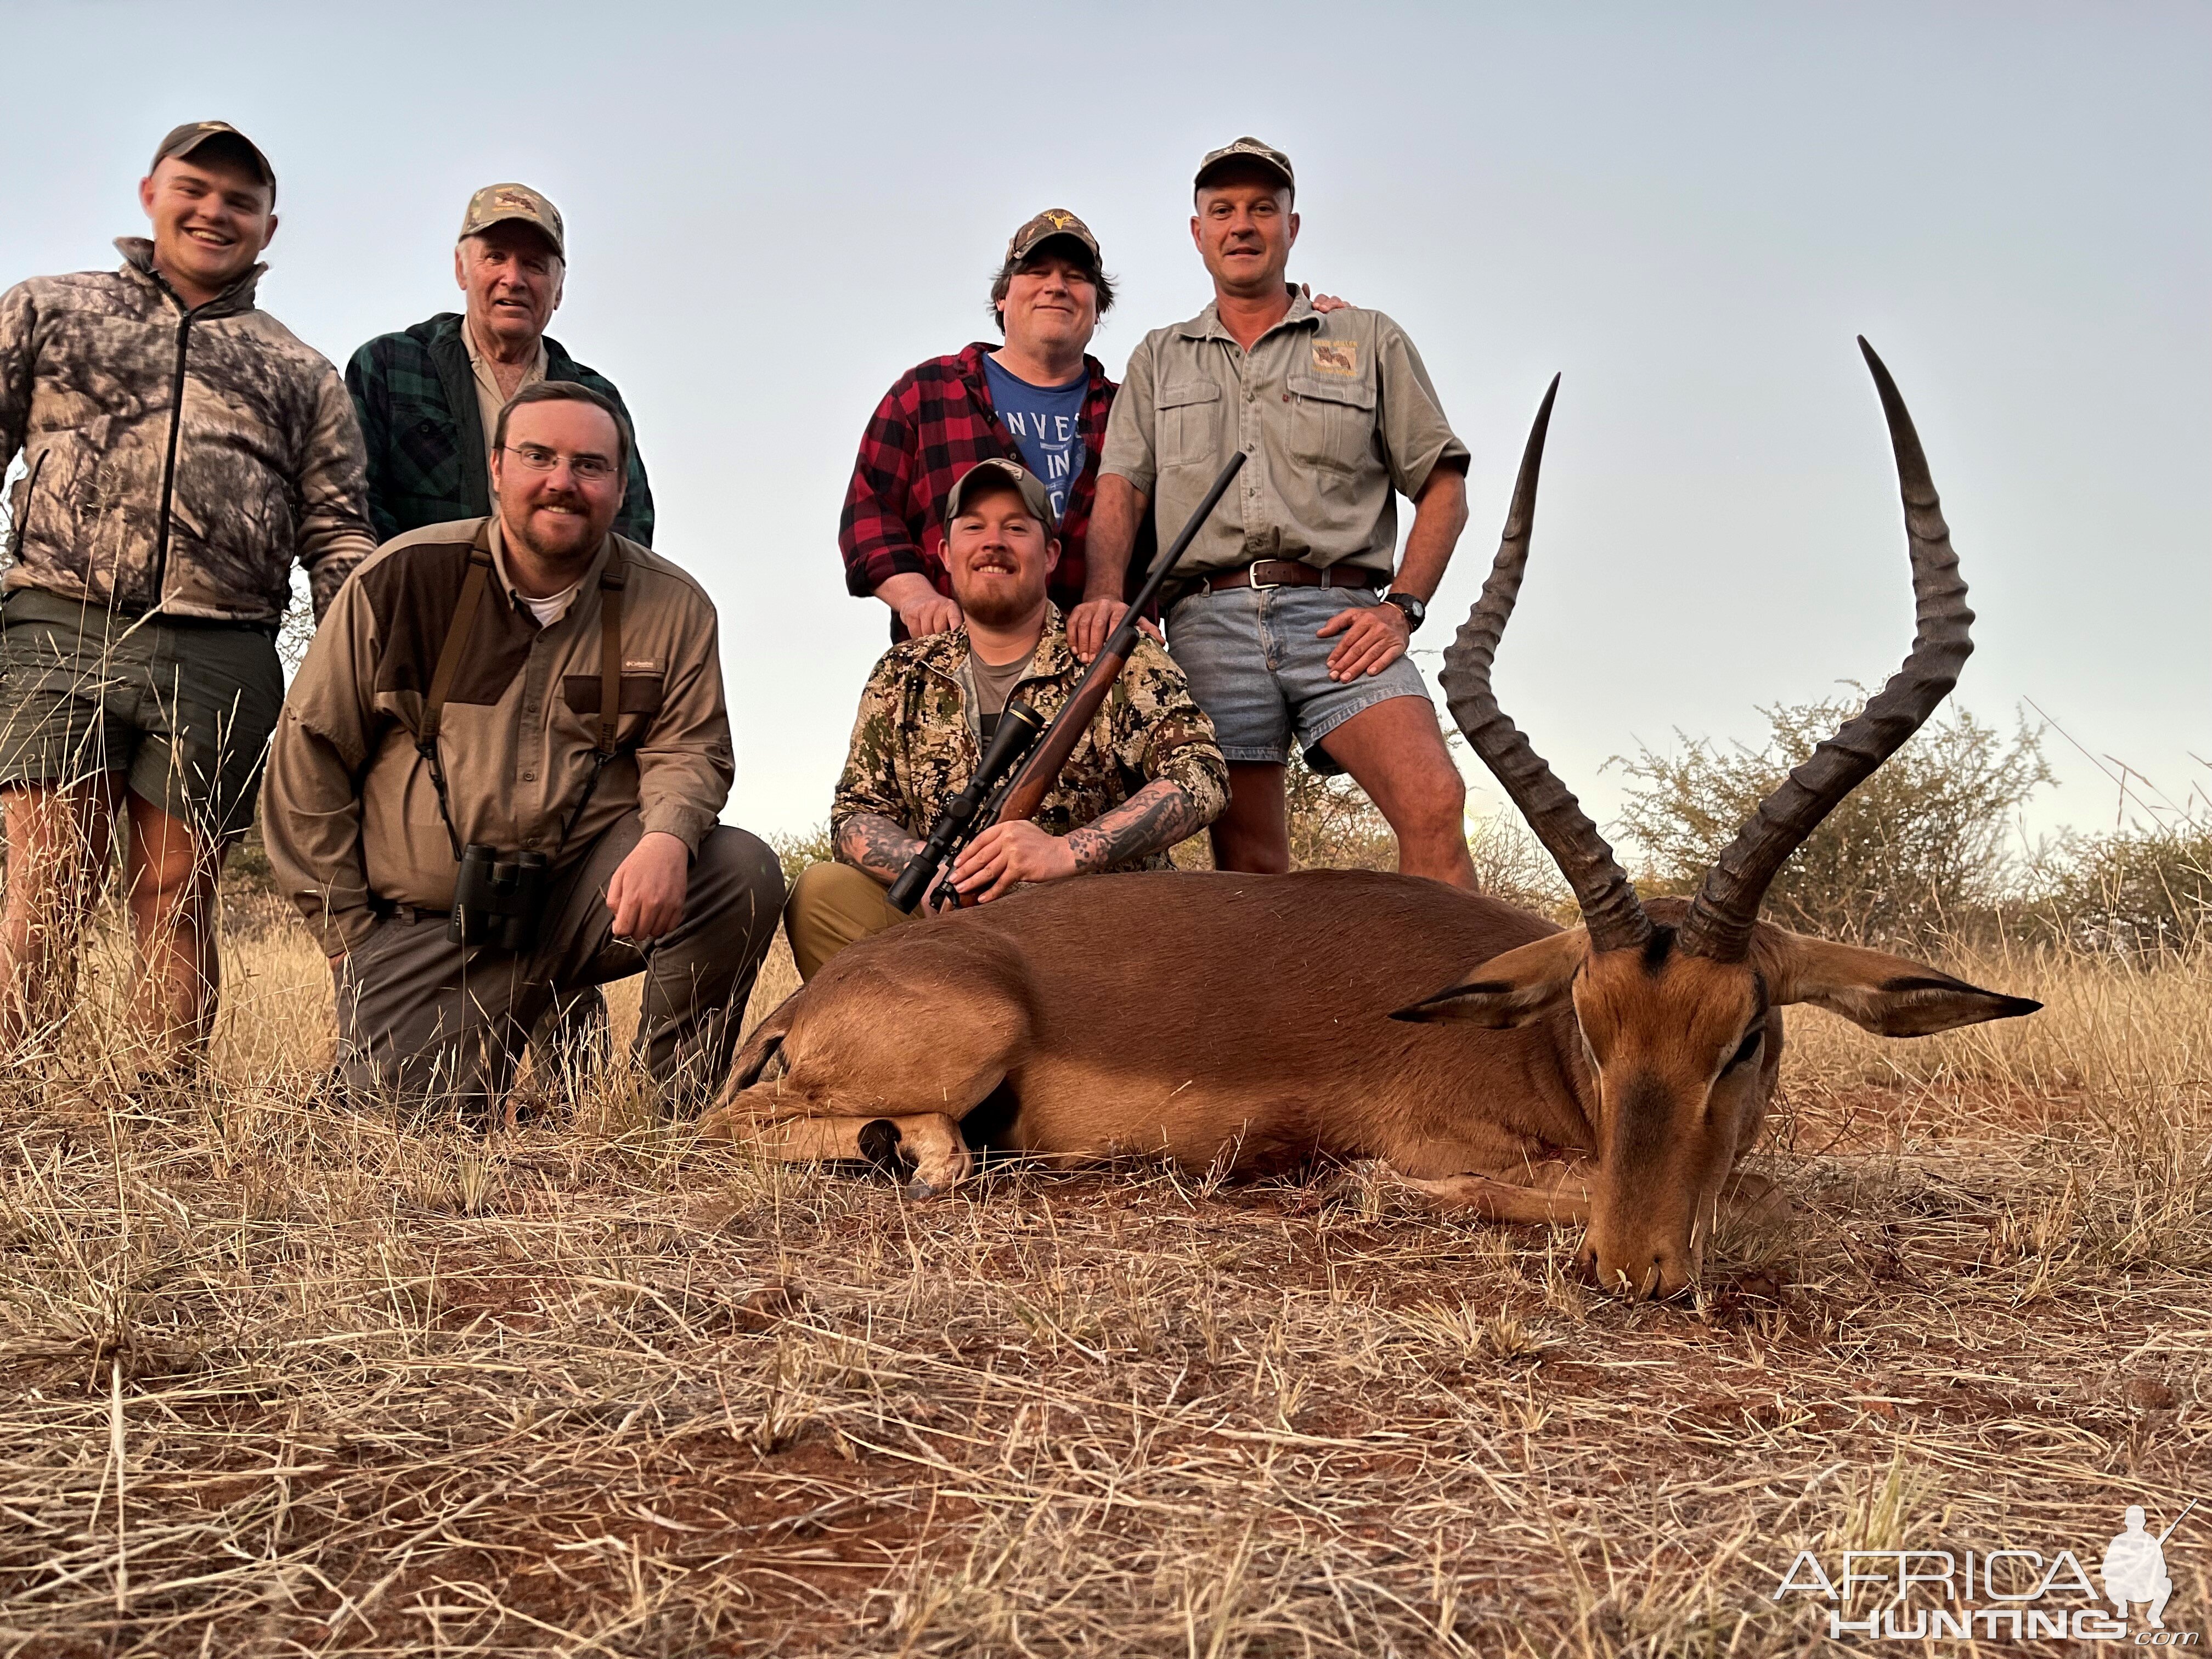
top-left (1194, 560), bottom-right (1389, 596)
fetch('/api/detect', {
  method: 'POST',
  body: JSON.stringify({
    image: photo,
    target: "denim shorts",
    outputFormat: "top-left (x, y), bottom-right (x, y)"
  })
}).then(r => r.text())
top-left (1165, 581), bottom-right (1431, 775)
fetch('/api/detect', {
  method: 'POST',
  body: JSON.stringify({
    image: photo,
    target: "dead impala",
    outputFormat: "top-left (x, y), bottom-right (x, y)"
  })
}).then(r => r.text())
top-left (701, 339), bottom-right (2040, 1299)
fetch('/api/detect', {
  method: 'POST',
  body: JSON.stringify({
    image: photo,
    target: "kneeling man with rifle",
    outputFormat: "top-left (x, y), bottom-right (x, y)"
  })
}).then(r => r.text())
top-left (786, 459), bottom-right (1227, 980)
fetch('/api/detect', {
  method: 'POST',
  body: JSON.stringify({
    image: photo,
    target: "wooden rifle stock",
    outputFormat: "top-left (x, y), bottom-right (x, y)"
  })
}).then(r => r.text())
top-left (987, 450), bottom-right (1248, 835)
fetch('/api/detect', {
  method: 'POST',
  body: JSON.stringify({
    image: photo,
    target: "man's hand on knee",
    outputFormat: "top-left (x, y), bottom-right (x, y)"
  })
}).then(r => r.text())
top-left (607, 831), bottom-right (691, 943)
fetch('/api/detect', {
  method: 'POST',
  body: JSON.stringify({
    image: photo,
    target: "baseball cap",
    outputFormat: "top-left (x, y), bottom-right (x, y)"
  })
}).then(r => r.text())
top-left (1005, 207), bottom-right (1101, 269)
top-left (459, 183), bottom-right (566, 258)
top-left (1194, 136), bottom-right (1295, 194)
top-left (150, 121), bottom-right (276, 201)
top-left (945, 459), bottom-right (1056, 528)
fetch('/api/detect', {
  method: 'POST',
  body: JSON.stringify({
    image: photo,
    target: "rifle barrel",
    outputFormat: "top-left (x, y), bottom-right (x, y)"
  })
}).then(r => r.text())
top-left (992, 451), bottom-right (1248, 827)
top-left (2156, 1495), bottom-right (2200, 1545)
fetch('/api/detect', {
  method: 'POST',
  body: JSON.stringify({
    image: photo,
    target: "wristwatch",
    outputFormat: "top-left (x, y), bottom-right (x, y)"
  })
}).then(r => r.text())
top-left (1383, 590), bottom-right (1427, 633)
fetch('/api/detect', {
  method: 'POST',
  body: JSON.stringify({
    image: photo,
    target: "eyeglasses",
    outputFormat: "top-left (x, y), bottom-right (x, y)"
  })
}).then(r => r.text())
top-left (500, 443), bottom-right (619, 483)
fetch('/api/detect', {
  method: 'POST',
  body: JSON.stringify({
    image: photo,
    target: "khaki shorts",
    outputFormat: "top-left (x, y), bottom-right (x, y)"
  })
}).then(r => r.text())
top-left (0, 589), bottom-right (283, 840)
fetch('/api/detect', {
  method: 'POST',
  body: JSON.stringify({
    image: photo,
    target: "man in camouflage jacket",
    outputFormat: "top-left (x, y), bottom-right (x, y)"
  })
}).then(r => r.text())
top-left (789, 458), bottom-right (1226, 979)
top-left (0, 121), bottom-right (376, 1065)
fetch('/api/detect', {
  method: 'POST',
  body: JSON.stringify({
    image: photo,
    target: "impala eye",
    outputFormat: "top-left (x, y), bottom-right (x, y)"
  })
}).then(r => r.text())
top-left (1726, 1027), bottom-right (1763, 1071)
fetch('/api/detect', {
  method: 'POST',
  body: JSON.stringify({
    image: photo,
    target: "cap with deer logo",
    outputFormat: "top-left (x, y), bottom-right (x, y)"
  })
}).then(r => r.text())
top-left (1005, 208), bottom-right (1101, 269)
top-left (458, 182), bottom-right (566, 258)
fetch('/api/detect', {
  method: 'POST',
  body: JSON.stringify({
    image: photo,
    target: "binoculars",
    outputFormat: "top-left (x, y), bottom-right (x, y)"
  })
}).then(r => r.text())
top-left (449, 844), bottom-right (550, 951)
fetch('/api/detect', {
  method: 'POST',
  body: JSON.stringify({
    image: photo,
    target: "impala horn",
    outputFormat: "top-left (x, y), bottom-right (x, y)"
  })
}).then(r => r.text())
top-left (1440, 376), bottom-right (1654, 954)
top-left (1677, 338), bottom-right (1974, 962)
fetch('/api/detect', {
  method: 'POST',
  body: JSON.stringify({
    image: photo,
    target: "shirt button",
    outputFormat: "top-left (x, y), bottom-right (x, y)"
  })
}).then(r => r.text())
top-left (1282, 392), bottom-right (1290, 402)
top-left (522, 771), bottom-right (535, 782)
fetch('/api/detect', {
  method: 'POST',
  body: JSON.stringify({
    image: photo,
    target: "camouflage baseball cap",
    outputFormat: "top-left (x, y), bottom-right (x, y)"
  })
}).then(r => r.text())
top-left (1195, 136), bottom-right (1295, 194)
top-left (1006, 208), bottom-right (1101, 268)
top-left (459, 183), bottom-right (565, 257)
top-left (151, 121), bottom-right (275, 200)
top-left (945, 458), bottom-right (1056, 529)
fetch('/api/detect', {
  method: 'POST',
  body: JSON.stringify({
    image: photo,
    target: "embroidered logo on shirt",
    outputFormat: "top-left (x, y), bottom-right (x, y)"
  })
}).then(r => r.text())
top-left (623, 658), bottom-right (662, 673)
top-left (1311, 341), bottom-right (1359, 376)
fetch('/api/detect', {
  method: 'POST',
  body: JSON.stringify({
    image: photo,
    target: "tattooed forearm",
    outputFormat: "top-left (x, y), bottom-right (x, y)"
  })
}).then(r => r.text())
top-left (836, 814), bottom-right (927, 884)
top-left (1066, 781), bottom-right (1204, 875)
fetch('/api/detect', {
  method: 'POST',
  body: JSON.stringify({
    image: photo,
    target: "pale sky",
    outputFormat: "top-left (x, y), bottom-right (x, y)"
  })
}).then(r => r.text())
top-left (9, 1), bottom-right (2207, 848)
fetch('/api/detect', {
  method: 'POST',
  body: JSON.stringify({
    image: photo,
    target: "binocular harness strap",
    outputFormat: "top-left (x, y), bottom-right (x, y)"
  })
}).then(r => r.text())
top-left (557, 562), bottom-right (628, 857)
top-left (415, 545), bottom-right (631, 868)
top-left (417, 549), bottom-right (495, 861)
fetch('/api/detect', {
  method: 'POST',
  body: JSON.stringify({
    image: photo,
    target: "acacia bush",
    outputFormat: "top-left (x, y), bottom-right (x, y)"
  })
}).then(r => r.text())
top-left (2032, 820), bottom-right (2212, 956)
top-left (1610, 695), bottom-right (2051, 947)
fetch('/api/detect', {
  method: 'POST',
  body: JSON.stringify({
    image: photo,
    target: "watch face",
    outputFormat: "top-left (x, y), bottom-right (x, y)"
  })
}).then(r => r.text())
top-left (1389, 592), bottom-right (1425, 628)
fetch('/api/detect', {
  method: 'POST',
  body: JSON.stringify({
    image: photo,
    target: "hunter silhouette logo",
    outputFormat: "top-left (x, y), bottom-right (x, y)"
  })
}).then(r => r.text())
top-left (1770, 1499), bottom-right (2199, 1643)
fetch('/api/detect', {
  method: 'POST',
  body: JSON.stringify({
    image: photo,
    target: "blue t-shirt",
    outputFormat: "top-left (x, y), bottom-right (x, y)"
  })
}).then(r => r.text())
top-left (982, 356), bottom-right (1088, 524)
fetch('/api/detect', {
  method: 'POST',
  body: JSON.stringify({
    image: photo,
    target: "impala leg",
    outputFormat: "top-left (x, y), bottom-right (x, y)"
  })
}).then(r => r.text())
top-left (1388, 1161), bottom-right (1594, 1227)
top-left (707, 1091), bottom-right (973, 1199)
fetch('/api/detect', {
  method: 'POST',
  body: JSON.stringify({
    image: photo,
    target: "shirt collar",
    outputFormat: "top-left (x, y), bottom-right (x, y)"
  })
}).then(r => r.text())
top-left (481, 514), bottom-right (611, 617)
top-left (914, 602), bottom-right (1074, 682)
top-left (115, 236), bottom-right (264, 315)
top-left (1177, 284), bottom-right (1317, 343)
top-left (461, 311), bottom-right (550, 381)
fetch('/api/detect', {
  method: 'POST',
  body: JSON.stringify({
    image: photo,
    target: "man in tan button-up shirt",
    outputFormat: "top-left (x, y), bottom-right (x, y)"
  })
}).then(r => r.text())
top-left (1087, 138), bottom-right (1477, 889)
top-left (263, 382), bottom-right (782, 1118)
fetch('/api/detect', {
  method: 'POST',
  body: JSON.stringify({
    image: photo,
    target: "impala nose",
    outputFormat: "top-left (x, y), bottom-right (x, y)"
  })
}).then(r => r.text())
top-left (1579, 1239), bottom-right (1695, 1300)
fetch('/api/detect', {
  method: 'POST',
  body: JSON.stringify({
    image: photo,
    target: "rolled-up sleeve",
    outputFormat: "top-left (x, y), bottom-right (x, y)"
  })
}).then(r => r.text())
top-left (262, 577), bottom-right (381, 953)
top-left (1373, 313), bottom-right (1469, 499)
top-left (635, 597), bottom-right (735, 853)
top-left (839, 388), bottom-right (932, 598)
top-left (1109, 637), bottom-right (1228, 827)
top-left (1098, 335), bottom-right (1161, 498)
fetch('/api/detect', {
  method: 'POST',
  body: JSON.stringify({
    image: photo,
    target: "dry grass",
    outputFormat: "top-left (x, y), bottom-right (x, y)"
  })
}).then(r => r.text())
top-left (2, 896), bottom-right (2208, 1655)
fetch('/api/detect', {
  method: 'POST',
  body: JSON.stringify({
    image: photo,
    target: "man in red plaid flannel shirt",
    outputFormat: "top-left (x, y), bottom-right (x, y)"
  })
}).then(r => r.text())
top-left (839, 210), bottom-right (1120, 644)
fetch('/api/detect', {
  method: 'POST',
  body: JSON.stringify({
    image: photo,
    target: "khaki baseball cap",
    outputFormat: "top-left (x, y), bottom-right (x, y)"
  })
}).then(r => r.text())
top-left (1006, 207), bottom-right (1101, 268)
top-left (459, 182), bottom-right (566, 258)
top-left (945, 458), bottom-right (1056, 528)
top-left (150, 121), bottom-right (275, 201)
top-left (1195, 136), bottom-right (1295, 194)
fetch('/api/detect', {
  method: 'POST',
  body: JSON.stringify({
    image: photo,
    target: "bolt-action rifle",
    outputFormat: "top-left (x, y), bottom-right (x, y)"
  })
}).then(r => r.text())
top-left (885, 449), bottom-right (1248, 913)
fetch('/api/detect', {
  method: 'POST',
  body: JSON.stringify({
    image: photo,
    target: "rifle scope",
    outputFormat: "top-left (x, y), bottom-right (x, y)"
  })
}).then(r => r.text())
top-left (885, 697), bottom-right (1048, 913)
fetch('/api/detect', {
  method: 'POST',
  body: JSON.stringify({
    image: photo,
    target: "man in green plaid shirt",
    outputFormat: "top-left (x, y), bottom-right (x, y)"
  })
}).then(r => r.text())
top-left (344, 182), bottom-right (653, 546)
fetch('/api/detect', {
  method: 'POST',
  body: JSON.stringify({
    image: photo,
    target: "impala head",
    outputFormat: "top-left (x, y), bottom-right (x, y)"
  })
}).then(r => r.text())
top-left (1393, 343), bottom-right (2040, 1299)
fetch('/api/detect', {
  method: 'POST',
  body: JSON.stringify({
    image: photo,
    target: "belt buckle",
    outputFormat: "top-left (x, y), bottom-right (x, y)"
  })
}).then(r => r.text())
top-left (1245, 561), bottom-right (1286, 591)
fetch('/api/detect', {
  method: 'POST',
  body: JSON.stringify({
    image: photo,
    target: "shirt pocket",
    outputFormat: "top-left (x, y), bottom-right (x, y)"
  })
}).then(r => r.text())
top-left (1283, 368), bottom-right (1378, 477)
top-left (1155, 379), bottom-right (1223, 470)
top-left (560, 672), bottom-right (666, 747)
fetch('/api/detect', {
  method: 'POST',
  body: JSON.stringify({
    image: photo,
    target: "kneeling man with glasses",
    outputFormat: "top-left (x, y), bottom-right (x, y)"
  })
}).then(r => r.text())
top-left (262, 381), bottom-right (783, 1120)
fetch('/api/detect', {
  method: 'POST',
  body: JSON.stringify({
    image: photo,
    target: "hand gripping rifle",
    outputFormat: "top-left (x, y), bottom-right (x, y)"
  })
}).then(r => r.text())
top-left (885, 448), bottom-right (1248, 913)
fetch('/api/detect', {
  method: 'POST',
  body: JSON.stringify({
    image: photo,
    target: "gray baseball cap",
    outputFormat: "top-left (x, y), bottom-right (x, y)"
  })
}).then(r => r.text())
top-left (945, 458), bottom-right (1056, 528)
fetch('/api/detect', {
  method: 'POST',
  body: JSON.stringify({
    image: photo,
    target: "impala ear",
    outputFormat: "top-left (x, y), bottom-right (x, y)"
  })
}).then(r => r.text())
top-left (1391, 930), bottom-right (1588, 1028)
top-left (1754, 930), bottom-right (2042, 1038)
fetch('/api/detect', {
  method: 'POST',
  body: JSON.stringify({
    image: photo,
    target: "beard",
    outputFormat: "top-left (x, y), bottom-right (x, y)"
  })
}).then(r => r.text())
top-left (507, 493), bottom-right (604, 563)
top-left (957, 572), bottom-right (1047, 628)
